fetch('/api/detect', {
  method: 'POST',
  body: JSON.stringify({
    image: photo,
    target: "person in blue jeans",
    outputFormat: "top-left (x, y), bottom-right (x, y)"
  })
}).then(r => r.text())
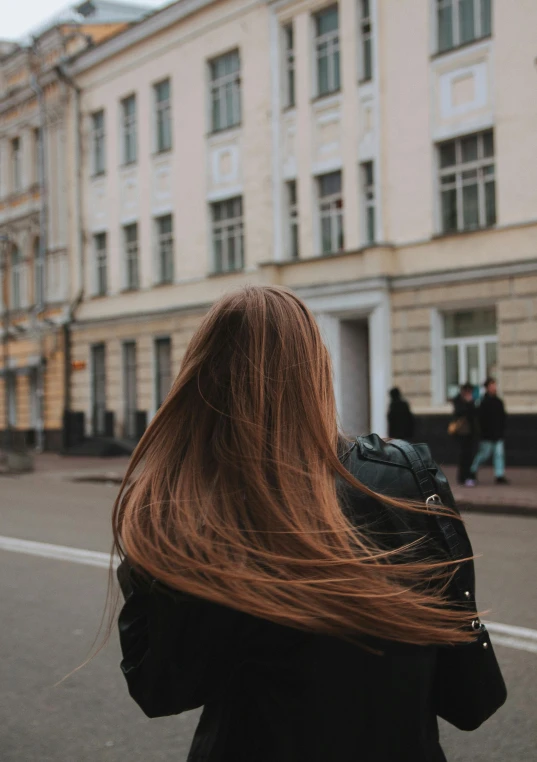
top-left (470, 378), bottom-right (508, 485)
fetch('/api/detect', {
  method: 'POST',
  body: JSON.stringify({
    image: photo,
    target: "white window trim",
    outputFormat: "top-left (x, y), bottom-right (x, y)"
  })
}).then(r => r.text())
top-left (314, 5), bottom-right (340, 98)
top-left (282, 23), bottom-right (295, 109)
top-left (211, 196), bottom-right (244, 273)
top-left (93, 232), bottom-right (107, 297)
top-left (431, 306), bottom-right (498, 403)
top-left (434, 0), bottom-right (492, 54)
top-left (153, 79), bottom-right (172, 154)
top-left (123, 223), bottom-right (139, 290)
top-left (360, 160), bottom-right (376, 245)
top-left (91, 111), bottom-right (105, 176)
top-left (286, 180), bottom-right (299, 259)
top-left (317, 172), bottom-right (344, 255)
top-left (121, 94), bottom-right (137, 165)
top-left (209, 50), bottom-right (241, 133)
top-left (358, 0), bottom-right (373, 82)
top-left (154, 215), bottom-right (174, 284)
top-left (437, 130), bottom-right (495, 234)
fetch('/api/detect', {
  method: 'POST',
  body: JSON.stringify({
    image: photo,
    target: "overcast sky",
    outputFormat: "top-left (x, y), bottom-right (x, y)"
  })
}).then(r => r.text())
top-left (2, 0), bottom-right (167, 42)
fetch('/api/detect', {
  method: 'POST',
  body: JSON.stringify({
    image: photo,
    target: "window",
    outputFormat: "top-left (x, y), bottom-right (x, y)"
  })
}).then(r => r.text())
top-left (361, 161), bottom-right (375, 244)
top-left (318, 171), bottom-right (344, 254)
top-left (94, 232), bottom-right (107, 296)
top-left (123, 341), bottom-right (137, 439)
top-left (283, 25), bottom-right (295, 108)
top-left (11, 245), bottom-right (23, 309)
top-left (437, 0), bottom-right (492, 53)
top-left (155, 337), bottom-right (172, 409)
top-left (121, 95), bottom-right (137, 165)
top-left (123, 223), bottom-right (139, 290)
top-left (439, 130), bottom-right (495, 234)
top-left (34, 236), bottom-right (44, 308)
top-left (91, 343), bottom-right (106, 436)
top-left (359, 0), bottom-right (373, 81)
top-left (91, 110), bottom-right (105, 175)
top-left (210, 50), bottom-right (241, 132)
top-left (442, 308), bottom-right (497, 400)
top-left (34, 128), bottom-right (43, 185)
top-left (315, 6), bottom-right (340, 97)
top-left (155, 214), bottom-right (174, 284)
top-left (12, 137), bottom-right (22, 192)
top-left (154, 79), bottom-right (172, 153)
top-left (6, 371), bottom-right (17, 427)
top-left (211, 197), bottom-right (244, 273)
top-left (287, 180), bottom-right (299, 259)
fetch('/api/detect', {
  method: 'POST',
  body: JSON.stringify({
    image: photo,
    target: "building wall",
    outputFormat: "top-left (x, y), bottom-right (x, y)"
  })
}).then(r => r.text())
top-left (65, 0), bottom-right (537, 456)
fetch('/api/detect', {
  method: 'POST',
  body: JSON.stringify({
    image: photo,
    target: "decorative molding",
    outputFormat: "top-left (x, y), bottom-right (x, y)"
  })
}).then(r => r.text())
top-left (391, 258), bottom-right (537, 290)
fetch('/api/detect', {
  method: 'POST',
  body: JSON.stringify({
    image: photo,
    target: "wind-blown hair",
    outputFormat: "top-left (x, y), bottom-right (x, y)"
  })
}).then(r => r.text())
top-left (113, 285), bottom-right (475, 645)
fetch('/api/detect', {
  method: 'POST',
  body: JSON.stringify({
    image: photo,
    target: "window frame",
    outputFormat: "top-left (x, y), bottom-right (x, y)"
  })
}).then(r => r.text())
top-left (10, 245), bottom-right (24, 310)
top-left (91, 110), bottom-right (106, 176)
top-left (440, 308), bottom-right (497, 401)
top-left (317, 171), bottom-right (344, 255)
top-left (209, 49), bottom-right (241, 133)
top-left (11, 137), bottom-right (22, 192)
top-left (123, 222), bottom-right (139, 290)
top-left (121, 94), bottom-right (137, 166)
top-left (154, 79), bottom-right (172, 154)
top-left (286, 180), bottom-right (299, 259)
top-left (358, 0), bottom-right (373, 82)
top-left (211, 196), bottom-right (244, 274)
top-left (283, 24), bottom-right (296, 109)
top-left (93, 232), bottom-right (108, 297)
top-left (436, 0), bottom-right (492, 54)
top-left (437, 129), bottom-right (495, 235)
top-left (314, 5), bottom-right (341, 98)
top-left (154, 336), bottom-right (172, 410)
top-left (122, 340), bottom-right (138, 439)
top-left (361, 160), bottom-right (376, 245)
top-left (155, 214), bottom-right (174, 285)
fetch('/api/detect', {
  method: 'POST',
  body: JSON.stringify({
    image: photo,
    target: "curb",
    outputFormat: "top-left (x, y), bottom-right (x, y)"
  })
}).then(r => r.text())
top-left (459, 501), bottom-right (537, 519)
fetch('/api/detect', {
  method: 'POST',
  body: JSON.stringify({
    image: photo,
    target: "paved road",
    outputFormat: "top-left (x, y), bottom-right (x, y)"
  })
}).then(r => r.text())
top-left (1, 474), bottom-right (536, 761)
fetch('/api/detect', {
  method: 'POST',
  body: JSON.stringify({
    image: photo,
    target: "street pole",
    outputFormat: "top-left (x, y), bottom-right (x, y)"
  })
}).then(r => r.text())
top-left (0, 235), bottom-right (12, 455)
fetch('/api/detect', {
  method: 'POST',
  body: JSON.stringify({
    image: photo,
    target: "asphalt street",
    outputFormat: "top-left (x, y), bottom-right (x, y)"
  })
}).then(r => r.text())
top-left (1, 473), bottom-right (536, 761)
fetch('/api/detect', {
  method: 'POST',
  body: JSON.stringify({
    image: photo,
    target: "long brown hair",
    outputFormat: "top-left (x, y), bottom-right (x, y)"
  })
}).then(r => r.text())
top-left (113, 285), bottom-right (475, 646)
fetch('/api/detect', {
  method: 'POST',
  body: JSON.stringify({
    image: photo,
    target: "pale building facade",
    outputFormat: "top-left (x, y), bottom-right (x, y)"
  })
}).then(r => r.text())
top-left (0, 0), bottom-right (151, 450)
top-left (66, 0), bottom-right (537, 462)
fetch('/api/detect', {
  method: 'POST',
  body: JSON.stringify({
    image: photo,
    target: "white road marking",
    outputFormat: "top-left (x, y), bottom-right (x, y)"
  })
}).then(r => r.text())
top-left (1, 534), bottom-right (537, 655)
top-left (0, 535), bottom-right (115, 569)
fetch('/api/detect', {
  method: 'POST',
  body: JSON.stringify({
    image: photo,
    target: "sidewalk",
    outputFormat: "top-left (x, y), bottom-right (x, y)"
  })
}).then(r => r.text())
top-left (3, 453), bottom-right (536, 517)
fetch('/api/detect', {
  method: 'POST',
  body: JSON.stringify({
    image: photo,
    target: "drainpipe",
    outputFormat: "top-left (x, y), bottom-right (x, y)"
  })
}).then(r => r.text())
top-left (29, 71), bottom-right (48, 453)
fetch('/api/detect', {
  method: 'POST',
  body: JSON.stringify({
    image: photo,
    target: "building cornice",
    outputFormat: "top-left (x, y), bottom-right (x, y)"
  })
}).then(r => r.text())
top-left (391, 258), bottom-right (537, 291)
top-left (68, 0), bottom-right (228, 75)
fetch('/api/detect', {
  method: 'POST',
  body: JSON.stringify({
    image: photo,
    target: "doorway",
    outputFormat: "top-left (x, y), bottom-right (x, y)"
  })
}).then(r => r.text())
top-left (123, 341), bottom-right (137, 439)
top-left (339, 319), bottom-right (370, 437)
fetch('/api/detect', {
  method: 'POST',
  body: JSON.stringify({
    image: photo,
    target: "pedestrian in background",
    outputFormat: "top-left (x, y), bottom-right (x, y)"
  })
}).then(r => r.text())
top-left (387, 387), bottom-right (415, 441)
top-left (470, 378), bottom-right (508, 485)
top-left (450, 382), bottom-right (478, 486)
top-left (113, 286), bottom-right (505, 762)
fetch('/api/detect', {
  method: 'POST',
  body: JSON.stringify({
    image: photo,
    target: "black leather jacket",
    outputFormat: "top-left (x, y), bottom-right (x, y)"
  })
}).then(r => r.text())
top-left (117, 435), bottom-right (493, 762)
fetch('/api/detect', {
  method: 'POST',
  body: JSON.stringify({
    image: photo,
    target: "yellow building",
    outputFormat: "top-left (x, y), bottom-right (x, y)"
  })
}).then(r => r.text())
top-left (0, 1), bottom-right (152, 451)
top-left (63, 0), bottom-right (537, 463)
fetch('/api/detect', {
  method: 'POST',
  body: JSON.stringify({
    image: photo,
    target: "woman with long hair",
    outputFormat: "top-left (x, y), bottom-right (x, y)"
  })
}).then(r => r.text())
top-left (114, 285), bottom-right (505, 762)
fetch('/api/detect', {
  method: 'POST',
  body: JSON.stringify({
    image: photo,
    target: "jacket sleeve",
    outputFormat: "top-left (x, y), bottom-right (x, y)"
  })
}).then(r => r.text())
top-left (117, 560), bottom-right (245, 718)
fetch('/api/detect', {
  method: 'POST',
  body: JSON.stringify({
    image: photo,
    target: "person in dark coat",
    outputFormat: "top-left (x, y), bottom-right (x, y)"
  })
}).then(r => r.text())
top-left (451, 382), bottom-right (478, 486)
top-left (113, 287), bottom-right (505, 762)
top-left (470, 378), bottom-right (508, 484)
top-left (387, 387), bottom-right (415, 440)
